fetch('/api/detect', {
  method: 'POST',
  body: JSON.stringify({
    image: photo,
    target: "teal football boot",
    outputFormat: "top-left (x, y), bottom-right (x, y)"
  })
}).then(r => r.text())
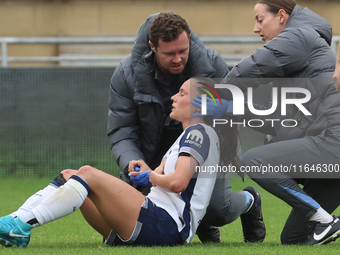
top-left (0, 216), bottom-right (31, 248)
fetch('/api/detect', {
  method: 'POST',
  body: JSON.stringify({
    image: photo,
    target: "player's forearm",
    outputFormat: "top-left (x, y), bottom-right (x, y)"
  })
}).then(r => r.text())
top-left (149, 171), bottom-right (187, 193)
top-left (149, 156), bottom-right (194, 193)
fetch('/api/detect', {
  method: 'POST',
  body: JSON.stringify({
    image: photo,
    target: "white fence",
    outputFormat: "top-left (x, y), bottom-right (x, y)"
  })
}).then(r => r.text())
top-left (0, 36), bottom-right (339, 67)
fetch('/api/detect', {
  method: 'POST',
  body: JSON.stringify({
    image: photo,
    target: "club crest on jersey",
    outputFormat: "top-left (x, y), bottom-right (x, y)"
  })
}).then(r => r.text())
top-left (184, 130), bottom-right (203, 148)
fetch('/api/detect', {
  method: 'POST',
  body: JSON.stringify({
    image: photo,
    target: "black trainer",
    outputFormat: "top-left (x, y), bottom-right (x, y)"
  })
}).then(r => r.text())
top-left (301, 216), bottom-right (340, 245)
top-left (196, 222), bottom-right (221, 243)
top-left (240, 186), bottom-right (266, 243)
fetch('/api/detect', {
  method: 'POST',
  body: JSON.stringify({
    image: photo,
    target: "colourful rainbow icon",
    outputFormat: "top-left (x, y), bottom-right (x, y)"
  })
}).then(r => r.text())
top-left (196, 82), bottom-right (223, 105)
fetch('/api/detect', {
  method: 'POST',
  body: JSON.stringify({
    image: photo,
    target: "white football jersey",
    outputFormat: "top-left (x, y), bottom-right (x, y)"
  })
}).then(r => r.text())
top-left (147, 123), bottom-right (219, 244)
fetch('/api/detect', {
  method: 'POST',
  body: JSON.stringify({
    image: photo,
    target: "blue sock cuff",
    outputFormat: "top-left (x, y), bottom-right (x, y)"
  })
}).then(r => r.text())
top-left (50, 179), bottom-right (64, 188)
top-left (243, 191), bottom-right (252, 206)
top-left (70, 175), bottom-right (91, 194)
top-left (50, 173), bottom-right (67, 188)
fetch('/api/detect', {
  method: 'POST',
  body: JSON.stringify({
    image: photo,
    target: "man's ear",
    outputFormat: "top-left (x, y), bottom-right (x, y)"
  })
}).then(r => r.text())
top-left (148, 40), bottom-right (156, 51)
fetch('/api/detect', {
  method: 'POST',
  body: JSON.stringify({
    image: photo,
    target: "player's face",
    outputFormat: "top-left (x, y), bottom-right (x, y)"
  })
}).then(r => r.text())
top-left (253, 3), bottom-right (285, 43)
top-left (153, 31), bottom-right (190, 77)
top-left (170, 79), bottom-right (192, 123)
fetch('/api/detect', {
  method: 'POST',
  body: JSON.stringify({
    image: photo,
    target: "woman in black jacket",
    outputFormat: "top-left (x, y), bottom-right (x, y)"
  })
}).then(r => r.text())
top-left (197, 0), bottom-right (340, 245)
top-left (232, 0), bottom-right (340, 245)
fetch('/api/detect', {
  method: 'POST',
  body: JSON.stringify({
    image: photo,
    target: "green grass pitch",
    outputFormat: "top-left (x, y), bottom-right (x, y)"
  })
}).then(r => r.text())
top-left (1, 177), bottom-right (340, 254)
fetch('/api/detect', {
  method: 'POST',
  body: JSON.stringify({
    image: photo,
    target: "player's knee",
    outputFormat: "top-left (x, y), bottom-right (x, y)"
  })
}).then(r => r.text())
top-left (60, 169), bottom-right (78, 181)
top-left (77, 165), bottom-right (97, 178)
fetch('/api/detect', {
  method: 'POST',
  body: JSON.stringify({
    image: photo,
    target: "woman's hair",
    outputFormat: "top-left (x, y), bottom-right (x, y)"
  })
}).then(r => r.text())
top-left (192, 77), bottom-right (240, 168)
top-left (257, 0), bottom-right (296, 15)
top-left (149, 12), bottom-right (191, 48)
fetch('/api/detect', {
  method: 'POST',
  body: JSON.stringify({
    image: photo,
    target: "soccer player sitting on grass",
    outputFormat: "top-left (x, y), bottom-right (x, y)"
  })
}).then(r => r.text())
top-left (0, 77), bottom-right (263, 248)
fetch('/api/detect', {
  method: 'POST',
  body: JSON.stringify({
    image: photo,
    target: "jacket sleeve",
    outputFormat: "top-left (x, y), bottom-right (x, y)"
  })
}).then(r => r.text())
top-left (223, 28), bottom-right (310, 90)
top-left (209, 47), bottom-right (230, 79)
top-left (220, 29), bottom-right (311, 135)
top-left (107, 63), bottom-right (145, 171)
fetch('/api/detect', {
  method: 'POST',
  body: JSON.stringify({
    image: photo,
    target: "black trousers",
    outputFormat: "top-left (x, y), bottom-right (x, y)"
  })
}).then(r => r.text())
top-left (242, 125), bottom-right (340, 244)
top-left (281, 178), bottom-right (340, 244)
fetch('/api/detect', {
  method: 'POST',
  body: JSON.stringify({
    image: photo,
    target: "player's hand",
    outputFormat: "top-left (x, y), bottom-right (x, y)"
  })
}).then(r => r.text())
top-left (128, 160), bottom-right (152, 186)
top-left (192, 95), bottom-right (232, 119)
top-left (128, 159), bottom-right (151, 175)
top-left (130, 171), bottom-right (151, 186)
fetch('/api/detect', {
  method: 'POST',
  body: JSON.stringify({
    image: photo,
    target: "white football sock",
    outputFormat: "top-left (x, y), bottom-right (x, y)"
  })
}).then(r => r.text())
top-left (309, 207), bottom-right (333, 223)
top-left (27, 176), bottom-right (89, 226)
top-left (17, 211), bottom-right (37, 227)
top-left (10, 184), bottom-right (58, 220)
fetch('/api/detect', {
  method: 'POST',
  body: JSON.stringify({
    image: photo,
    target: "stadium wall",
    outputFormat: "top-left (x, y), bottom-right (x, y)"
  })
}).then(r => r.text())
top-left (0, 0), bottom-right (339, 67)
